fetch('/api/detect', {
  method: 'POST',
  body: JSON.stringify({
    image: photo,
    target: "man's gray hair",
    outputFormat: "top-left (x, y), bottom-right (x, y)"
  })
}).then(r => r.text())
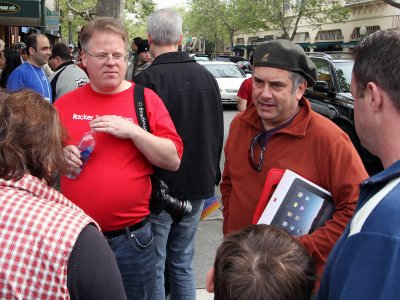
top-left (147, 8), bottom-right (182, 46)
top-left (291, 72), bottom-right (307, 94)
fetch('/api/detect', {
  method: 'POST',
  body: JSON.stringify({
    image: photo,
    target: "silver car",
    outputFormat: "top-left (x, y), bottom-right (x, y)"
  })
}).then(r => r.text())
top-left (198, 61), bottom-right (248, 105)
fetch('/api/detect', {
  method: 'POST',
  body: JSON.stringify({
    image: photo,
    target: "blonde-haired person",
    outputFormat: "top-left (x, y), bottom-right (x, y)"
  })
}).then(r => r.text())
top-left (55, 17), bottom-right (183, 300)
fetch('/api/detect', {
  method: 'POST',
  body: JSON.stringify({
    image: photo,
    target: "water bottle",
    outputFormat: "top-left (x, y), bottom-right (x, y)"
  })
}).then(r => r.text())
top-left (66, 130), bottom-right (96, 179)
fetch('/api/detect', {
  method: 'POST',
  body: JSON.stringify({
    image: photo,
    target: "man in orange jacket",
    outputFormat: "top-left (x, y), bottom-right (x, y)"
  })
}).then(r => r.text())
top-left (221, 40), bottom-right (368, 285)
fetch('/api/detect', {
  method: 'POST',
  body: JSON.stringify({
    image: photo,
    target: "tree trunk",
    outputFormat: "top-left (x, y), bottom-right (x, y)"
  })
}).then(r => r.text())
top-left (96, 0), bottom-right (125, 21)
top-left (229, 31), bottom-right (234, 55)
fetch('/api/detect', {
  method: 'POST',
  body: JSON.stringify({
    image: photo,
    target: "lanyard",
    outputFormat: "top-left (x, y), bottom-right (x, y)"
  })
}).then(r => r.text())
top-left (27, 62), bottom-right (51, 102)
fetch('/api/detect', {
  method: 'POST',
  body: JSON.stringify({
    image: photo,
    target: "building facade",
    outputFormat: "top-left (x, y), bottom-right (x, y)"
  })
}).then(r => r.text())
top-left (0, 0), bottom-right (60, 48)
top-left (233, 0), bottom-right (400, 58)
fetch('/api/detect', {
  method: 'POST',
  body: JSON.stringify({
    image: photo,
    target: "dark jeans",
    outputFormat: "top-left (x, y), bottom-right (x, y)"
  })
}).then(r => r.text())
top-left (150, 199), bottom-right (205, 300)
top-left (106, 221), bottom-right (156, 300)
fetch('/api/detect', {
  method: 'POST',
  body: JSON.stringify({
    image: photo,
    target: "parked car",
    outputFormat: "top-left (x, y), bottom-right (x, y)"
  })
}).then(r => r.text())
top-left (236, 60), bottom-right (252, 73)
top-left (189, 54), bottom-right (212, 61)
top-left (198, 61), bottom-right (247, 105)
top-left (216, 55), bottom-right (246, 63)
top-left (305, 52), bottom-right (383, 175)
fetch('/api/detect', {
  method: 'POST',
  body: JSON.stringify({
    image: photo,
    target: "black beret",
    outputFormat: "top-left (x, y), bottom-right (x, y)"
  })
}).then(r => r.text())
top-left (253, 40), bottom-right (317, 87)
top-left (136, 39), bottom-right (150, 54)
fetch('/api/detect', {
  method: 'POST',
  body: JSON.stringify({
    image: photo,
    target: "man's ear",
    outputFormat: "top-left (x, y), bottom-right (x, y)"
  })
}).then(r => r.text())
top-left (28, 46), bottom-right (35, 56)
top-left (178, 34), bottom-right (183, 46)
top-left (206, 267), bottom-right (214, 293)
top-left (296, 80), bottom-right (307, 101)
top-left (367, 82), bottom-right (384, 113)
top-left (81, 51), bottom-right (88, 68)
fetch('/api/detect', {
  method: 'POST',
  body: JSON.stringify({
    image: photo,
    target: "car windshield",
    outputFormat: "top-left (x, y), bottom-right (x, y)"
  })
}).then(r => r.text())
top-left (203, 64), bottom-right (245, 78)
top-left (194, 56), bottom-right (210, 61)
top-left (335, 61), bottom-right (353, 93)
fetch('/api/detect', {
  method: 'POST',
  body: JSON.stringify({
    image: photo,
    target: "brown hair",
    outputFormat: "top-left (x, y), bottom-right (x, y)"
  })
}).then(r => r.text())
top-left (50, 42), bottom-right (71, 61)
top-left (26, 33), bottom-right (47, 56)
top-left (80, 17), bottom-right (128, 52)
top-left (214, 224), bottom-right (316, 300)
top-left (352, 28), bottom-right (400, 112)
top-left (0, 90), bottom-right (68, 185)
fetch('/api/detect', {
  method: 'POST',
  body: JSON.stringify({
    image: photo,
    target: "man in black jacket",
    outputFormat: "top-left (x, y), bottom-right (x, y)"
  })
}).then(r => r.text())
top-left (135, 8), bottom-right (224, 300)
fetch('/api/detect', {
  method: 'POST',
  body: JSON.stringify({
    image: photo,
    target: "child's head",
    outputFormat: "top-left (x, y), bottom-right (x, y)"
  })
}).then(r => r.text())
top-left (207, 224), bottom-right (316, 300)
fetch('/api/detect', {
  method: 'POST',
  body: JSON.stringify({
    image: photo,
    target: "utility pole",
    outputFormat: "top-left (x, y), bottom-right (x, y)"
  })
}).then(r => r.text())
top-left (66, 11), bottom-right (74, 44)
top-left (41, 0), bottom-right (46, 34)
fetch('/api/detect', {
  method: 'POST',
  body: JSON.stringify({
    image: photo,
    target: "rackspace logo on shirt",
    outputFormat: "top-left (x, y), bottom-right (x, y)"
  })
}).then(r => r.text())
top-left (73, 114), bottom-right (94, 121)
top-left (72, 114), bottom-right (133, 122)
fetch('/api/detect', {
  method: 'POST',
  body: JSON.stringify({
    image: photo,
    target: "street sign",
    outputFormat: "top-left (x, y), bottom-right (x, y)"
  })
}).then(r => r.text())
top-left (0, 2), bottom-right (21, 13)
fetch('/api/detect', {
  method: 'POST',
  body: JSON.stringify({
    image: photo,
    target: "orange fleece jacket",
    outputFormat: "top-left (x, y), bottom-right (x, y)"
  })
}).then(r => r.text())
top-left (221, 98), bottom-right (368, 282)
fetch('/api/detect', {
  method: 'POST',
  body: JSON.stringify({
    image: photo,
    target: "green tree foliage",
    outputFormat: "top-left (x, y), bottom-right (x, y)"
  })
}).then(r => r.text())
top-left (60, 0), bottom-right (154, 45)
top-left (186, 0), bottom-right (261, 55)
top-left (253, 0), bottom-right (350, 41)
top-left (125, 0), bottom-right (156, 21)
top-left (186, 0), bottom-right (350, 54)
top-left (185, 0), bottom-right (227, 55)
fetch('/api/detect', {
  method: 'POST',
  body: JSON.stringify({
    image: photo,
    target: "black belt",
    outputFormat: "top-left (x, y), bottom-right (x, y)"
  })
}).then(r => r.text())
top-left (103, 216), bottom-right (149, 238)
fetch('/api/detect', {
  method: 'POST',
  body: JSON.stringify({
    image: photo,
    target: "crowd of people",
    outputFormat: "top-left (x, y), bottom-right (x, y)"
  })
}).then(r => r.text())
top-left (0, 7), bottom-right (399, 300)
top-left (0, 34), bottom-right (87, 102)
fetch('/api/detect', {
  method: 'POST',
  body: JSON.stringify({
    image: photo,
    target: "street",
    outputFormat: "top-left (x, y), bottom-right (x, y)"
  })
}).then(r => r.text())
top-left (194, 106), bottom-right (237, 290)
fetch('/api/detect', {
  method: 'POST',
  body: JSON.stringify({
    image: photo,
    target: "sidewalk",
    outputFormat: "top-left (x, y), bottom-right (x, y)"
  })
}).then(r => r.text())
top-left (194, 206), bottom-right (223, 300)
top-left (196, 289), bottom-right (214, 300)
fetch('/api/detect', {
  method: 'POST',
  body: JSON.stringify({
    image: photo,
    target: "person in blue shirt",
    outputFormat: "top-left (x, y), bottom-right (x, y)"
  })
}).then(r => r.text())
top-left (6, 33), bottom-right (52, 102)
top-left (317, 27), bottom-right (400, 299)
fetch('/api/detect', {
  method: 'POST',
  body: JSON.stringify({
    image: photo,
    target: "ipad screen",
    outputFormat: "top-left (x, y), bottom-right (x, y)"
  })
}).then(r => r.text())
top-left (270, 178), bottom-right (334, 237)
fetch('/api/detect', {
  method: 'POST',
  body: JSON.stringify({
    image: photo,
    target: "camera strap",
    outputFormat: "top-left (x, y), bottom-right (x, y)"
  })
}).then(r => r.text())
top-left (133, 83), bottom-right (151, 133)
top-left (132, 83), bottom-right (190, 218)
top-left (133, 83), bottom-right (166, 215)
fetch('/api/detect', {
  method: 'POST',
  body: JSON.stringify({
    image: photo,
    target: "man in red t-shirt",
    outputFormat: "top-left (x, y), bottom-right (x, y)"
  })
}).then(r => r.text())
top-left (55, 17), bottom-right (183, 300)
top-left (236, 54), bottom-right (253, 111)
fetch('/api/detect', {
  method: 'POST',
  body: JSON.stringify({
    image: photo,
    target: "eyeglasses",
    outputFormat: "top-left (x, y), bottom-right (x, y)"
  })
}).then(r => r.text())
top-left (248, 131), bottom-right (267, 172)
top-left (85, 51), bottom-right (127, 62)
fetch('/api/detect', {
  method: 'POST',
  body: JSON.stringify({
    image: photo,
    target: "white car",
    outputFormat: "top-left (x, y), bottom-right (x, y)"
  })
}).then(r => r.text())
top-left (198, 61), bottom-right (248, 105)
top-left (189, 54), bottom-right (211, 61)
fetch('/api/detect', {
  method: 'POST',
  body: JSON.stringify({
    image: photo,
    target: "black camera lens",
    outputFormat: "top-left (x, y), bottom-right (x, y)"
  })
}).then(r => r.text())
top-left (164, 196), bottom-right (192, 221)
top-left (150, 177), bottom-right (193, 221)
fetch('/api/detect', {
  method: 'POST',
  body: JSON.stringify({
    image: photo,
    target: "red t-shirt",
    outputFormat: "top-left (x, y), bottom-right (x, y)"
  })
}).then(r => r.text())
top-left (55, 83), bottom-right (183, 231)
top-left (237, 77), bottom-right (253, 107)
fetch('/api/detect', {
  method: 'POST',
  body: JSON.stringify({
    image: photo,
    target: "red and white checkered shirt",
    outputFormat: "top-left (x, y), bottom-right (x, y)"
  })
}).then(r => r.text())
top-left (0, 174), bottom-right (98, 299)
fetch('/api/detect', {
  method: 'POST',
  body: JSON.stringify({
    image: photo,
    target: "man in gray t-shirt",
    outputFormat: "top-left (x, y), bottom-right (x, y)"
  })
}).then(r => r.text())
top-left (48, 42), bottom-right (89, 102)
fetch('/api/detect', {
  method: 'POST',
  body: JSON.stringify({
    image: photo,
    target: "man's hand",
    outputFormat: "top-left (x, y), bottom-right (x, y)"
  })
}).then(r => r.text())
top-left (236, 96), bottom-right (247, 112)
top-left (89, 115), bottom-right (139, 139)
top-left (63, 145), bottom-right (82, 170)
top-left (89, 114), bottom-right (180, 171)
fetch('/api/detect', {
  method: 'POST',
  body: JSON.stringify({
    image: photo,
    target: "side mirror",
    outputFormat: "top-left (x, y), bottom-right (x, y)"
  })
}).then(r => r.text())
top-left (313, 81), bottom-right (329, 93)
